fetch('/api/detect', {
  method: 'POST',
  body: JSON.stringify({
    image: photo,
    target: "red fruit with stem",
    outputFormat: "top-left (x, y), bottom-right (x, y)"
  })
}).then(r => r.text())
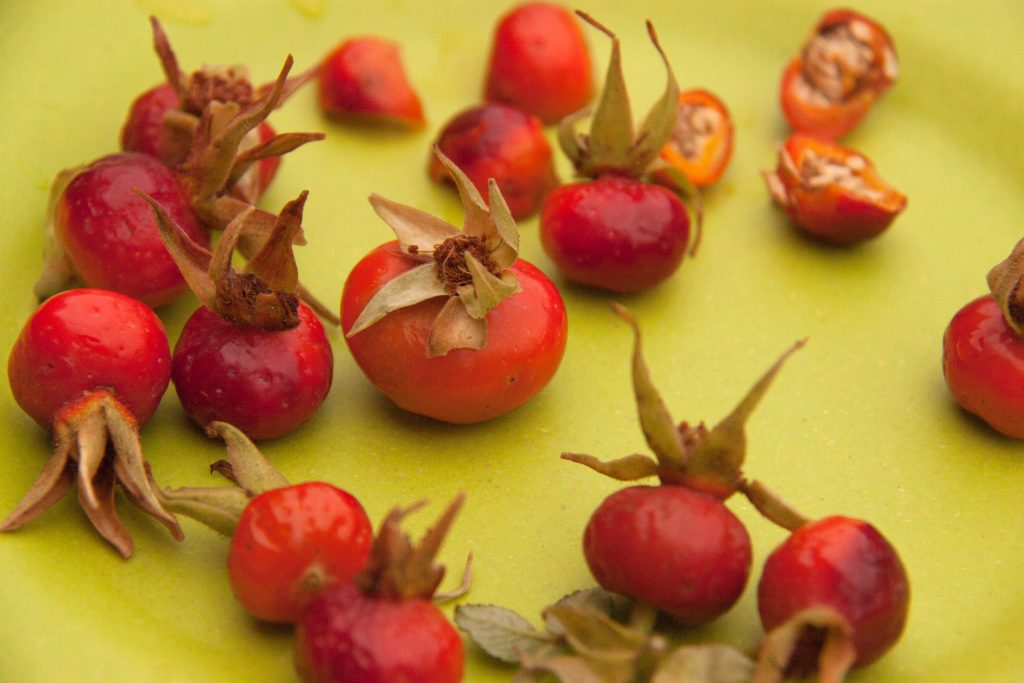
top-left (564, 304), bottom-right (804, 625)
top-left (540, 14), bottom-right (699, 293)
top-left (429, 103), bottom-right (558, 220)
top-left (943, 238), bottom-right (1024, 438)
top-left (483, 2), bottom-right (594, 124)
top-left (344, 149), bottom-right (567, 424)
top-left (763, 132), bottom-right (906, 246)
top-left (780, 8), bottom-right (898, 139)
top-left (294, 496), bottom-right (467, 683)
top-left (158, 422), bottom-right (373, 623)
top-left (318, 36), bottom-right (425, 128)
top-left (3, 288), bottom-right (183, 557)
top-left (120, 17), bottom-right (313, 202)
top-left (752, 514), bottom-right (909, 682)
top-left (140, 190), bottom-right (333, 440)
top-left (38, 51), bottom-right (324, 309)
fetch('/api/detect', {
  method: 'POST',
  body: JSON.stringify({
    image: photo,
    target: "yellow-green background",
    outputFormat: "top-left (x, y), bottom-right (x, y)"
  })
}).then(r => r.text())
top-left (1, 1), bottom-right (1022, 680)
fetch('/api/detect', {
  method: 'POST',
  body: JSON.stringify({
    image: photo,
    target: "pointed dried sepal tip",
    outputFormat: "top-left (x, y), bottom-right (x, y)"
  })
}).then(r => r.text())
top-left (348, 149), bottom-right (522, 356)
top-left (987, 236), bottom-right (1024, 335)
top-left (753, 606), bottom-right (857, 683)
top-left (0, 390), bottom-right (183, 558)
top-left (564, 304), bottom-right (804, 501)
top-left (357, 493), bottom-right (467, 601)
top-left (138, 189), bottom-right (303, 330)
top-left (153, 421), bottom-right (290, 537)
top-left (559, 13), bottom-right (680, 179)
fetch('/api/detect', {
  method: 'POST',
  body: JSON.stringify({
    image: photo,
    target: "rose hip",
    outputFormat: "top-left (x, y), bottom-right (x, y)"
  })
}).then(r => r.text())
top-left (3, 288), bottom-right (183, 557)
top-left (484, 2), bottom-right (594, 123)
top-left (429, 103), bottom-right (557, 220)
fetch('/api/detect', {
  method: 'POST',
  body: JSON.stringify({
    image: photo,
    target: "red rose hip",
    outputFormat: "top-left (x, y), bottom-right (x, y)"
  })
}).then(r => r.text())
top-left (484, 2), bottom-right (594, 123)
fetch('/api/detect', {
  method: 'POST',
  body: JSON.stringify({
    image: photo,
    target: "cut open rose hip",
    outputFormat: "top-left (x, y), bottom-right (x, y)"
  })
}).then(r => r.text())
top-left (780, 8), bottom-right (898, 139)
top-left (764, 132), bottom-right (906, 245)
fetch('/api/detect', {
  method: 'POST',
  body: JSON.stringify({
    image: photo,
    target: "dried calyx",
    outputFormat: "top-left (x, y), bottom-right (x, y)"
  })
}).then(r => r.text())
top-left (139, 190), bottom-right (308, 330)
top-left (455, 588), bottom-right (756, 682)
top-left (0, 391), bottom-right (183, 558)
top-left (558, 13), bottom-right (679, 180)
top-left (347, 148), bottom-right (522, 357)
top-left (562, 303), bottom-right (805, 500)
top-left (356, 493), bottom-right (469, 602)
top-left (154, 421), bottom-right (290, 536)
top-left (987, 237), bottom-right (1024, 335)
top-left (752, 606), bottom-right (857, 683)
top-left (149, 16), bottom-right (317, 182)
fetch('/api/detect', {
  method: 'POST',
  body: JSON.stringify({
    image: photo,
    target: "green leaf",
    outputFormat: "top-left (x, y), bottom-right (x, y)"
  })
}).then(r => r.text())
top-left (610, 303), bottom-right (686, 469)
top-left (651, 644), bottom-right (755, 683)
top-left (458, 252), bottom-right (520, 319)
top-left (546, 590), bottom-right (635, 636)
top-left (427, 296), bottom-right (488, 357)
top-left (369, 192), bottom-right (459, 256)
top-left (455, 604), bottom-right (555, 663)
top-left (519, 652), bottom-right (613, 683)
top-left (543, 603), bottom-right (647, 663)
top-left (347, 263), bottom-right (447, 337)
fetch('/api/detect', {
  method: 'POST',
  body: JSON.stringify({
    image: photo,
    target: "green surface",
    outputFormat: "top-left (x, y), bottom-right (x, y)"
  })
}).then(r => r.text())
top-left (1, 1), bottom-right (1022, 681)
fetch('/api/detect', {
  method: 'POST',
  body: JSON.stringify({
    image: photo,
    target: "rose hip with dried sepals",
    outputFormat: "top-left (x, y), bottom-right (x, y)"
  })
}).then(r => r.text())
top-left (943, 237), bottom-right (1024, 438)
top-left (121, 17), bottom-right (315, 202)
top-left (763, 132), bottom-right (906, 245)
top-left (37, 53), bottom-right (323, 309)
top-left (139, 190), bottom-right (333, 441)
top-left (157, 422), bottom-right (373, 623)
top-left (539, 14), bottom-right (699, 293)
top-left (483, 2), bottom-right (594, 124)
top-left (563, 304), bottom-right (804, 626)
top-left (343, 149), bottom-right (567, 424)
top-left (318, 36), bottom-right (425, 127)
top-left (3, 288), bottom-right (183, 557)
top-left (294, 495), bottom-right (467, 683)
top-left (780, 8), bottom-right (898, 139)
top-left (429, 102), bottom-right (558, 220)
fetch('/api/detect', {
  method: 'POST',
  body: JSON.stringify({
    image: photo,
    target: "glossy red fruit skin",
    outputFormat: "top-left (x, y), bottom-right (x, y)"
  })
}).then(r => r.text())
top-left (429, 103), bottom-right (558, 220)
top-left (318, 37), bottom-right (425, 127)
top-left (56, 152), bottom-right (208, 308)
top-left (295, 582), bottom-right (464, 683)
top-left (583, 485), bottom-right (752, 626)
top-left (341, 241), bottom-right (567, 424)
top-left (943, 294), bottom-right (1024, 438)
top-left (228, 482), bottom-right (373, 624)
top-left (540, 175), bottom-right (691, 293)
top-left (120, 82), bottom-right (280, 198)
top-left (7, 288), bottom-right (171, 429)
top-left (171, 302), bottom-right (333, 440)
top-left (484, 2), bottom-right (593, 124)
top-left (757, 515), bottom-right (910, 668)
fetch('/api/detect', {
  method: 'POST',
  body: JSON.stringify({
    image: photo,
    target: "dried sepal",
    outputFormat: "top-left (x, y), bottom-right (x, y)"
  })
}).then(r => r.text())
top-left (647, 157), bottom-right (705, 256)
top-left (357, 493), bottom-right (466, 601)
top-left (753, 606), bottom-right (857, 683)
top-left (155, 420), bottom-right (291, 536)
top-left (565, 304), bottom-right (804, 501)
top-left (138, 190), bottom-right (304, 330)
top-left (986, 236), bottom-right (1024, 335)
top-left (560, 14), bottom-right (680, 179)
top-left (650, 644), bottom-right (755, 683)
top-left (0, 390), bottom-right (183, 558)
top-left (349, 150), bottom-right (524, 356)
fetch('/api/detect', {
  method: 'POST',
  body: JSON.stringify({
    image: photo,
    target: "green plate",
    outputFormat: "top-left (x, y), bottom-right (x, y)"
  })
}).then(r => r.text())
top-left (1, 1), bottom-right (1022, 680)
